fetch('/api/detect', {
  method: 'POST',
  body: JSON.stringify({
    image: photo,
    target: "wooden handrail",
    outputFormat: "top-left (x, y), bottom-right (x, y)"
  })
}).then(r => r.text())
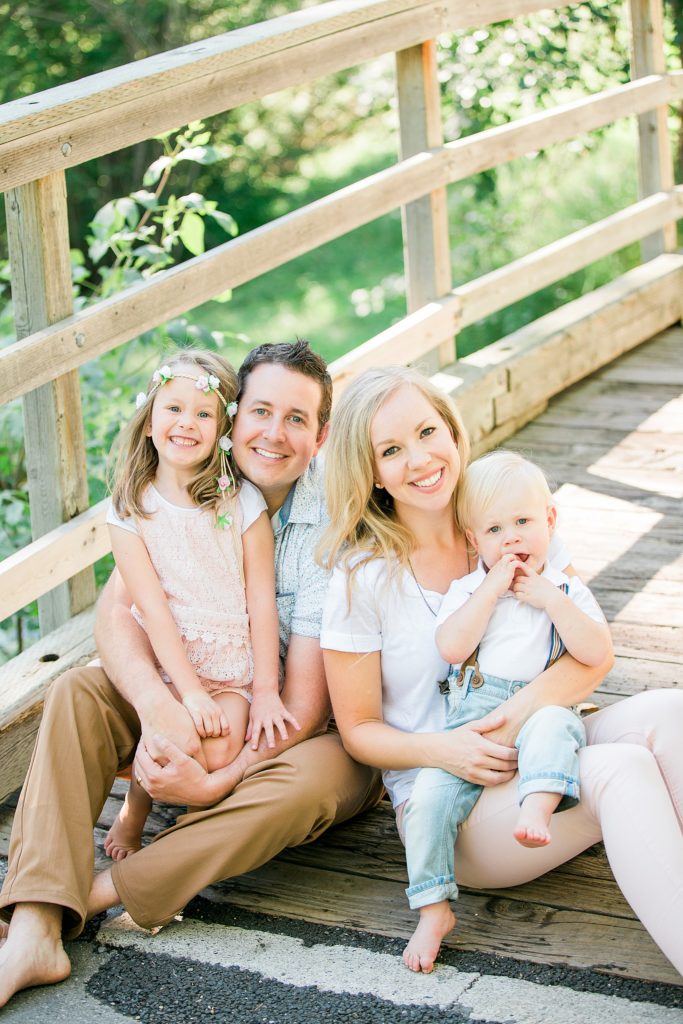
top-left (3, 185), bottom-right (683, 620)
top-left (0, 0), bottom-right (562, 192)
top-left (1, 74), bottom-right (678, 408)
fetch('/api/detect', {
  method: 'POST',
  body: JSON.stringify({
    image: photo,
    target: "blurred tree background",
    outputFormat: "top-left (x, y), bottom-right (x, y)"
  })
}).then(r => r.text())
top-left (0, 0), bottom-right (681, 658)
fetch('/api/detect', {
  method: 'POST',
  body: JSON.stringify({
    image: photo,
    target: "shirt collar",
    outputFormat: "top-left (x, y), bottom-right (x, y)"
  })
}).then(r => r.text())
top-left (272, 459), bottom-right (326, 533)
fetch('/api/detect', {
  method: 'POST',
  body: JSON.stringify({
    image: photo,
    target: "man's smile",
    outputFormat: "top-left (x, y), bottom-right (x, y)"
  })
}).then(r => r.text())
top-left (254, 447), bottom-right (287, 461)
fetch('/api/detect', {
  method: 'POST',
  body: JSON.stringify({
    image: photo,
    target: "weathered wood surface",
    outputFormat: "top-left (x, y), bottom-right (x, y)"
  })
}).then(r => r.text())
top-left (3, 2), bottom-right (678, 193)
top-left (396, 40), bottom-right (453, 370)
top-left (629, 0), bottom-right (677, 257)
top-left (3, 84), bottom-right (683, 409)
top-left (4, 173), bottom-right (95, 632)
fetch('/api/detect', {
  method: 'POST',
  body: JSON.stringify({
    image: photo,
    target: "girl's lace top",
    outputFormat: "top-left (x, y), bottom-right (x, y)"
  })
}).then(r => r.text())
top-left (107, 481), bottom-right (266, 689)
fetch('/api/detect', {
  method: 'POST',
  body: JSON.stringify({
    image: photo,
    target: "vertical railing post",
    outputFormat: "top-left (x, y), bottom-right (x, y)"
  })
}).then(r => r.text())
top-left (5, 172), bottom-right (95, 635)
top-left (629, 0), bottom-right (677, 259)
top-left (396, 40), bottom-right (454, 372)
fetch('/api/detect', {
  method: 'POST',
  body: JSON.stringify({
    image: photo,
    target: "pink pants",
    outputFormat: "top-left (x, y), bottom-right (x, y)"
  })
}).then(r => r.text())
top-left (397, 690), bottom-right (683, 975)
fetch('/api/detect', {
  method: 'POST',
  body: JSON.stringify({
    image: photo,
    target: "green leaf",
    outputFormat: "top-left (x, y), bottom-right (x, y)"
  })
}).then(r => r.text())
top-left (178, 212), bottom-right (205, 255)
top-left (131, 189), bottom-right (160, 210)
top-left (143, 154), bottom-right (173, 186)
top-left (212, 288), bottom-right (233, 303)
top-left (178, 192), bottom-right (206, 210)
top-left (175, 144), bottom-right (229, 166)
top-left (208, 209), bottom-right (238, 236)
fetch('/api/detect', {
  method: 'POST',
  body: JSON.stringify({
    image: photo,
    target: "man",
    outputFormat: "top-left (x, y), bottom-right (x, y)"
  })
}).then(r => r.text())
top-left (0, 340), bottom-right (382, 1007)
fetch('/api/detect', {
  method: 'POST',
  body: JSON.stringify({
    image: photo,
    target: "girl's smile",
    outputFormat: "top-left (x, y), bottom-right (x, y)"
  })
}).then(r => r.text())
top-left (147, 374), bottom-right (219, 479)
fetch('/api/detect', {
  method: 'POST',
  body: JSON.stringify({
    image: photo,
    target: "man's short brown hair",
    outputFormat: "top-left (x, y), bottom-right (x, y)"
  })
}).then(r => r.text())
top-left (237, 338), bottom-right (332, 435)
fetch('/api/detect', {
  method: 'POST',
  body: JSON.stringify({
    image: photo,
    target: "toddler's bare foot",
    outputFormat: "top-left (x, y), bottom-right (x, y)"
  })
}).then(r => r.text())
top-left (514, 792), bottom-right (560, 848)
top-left (402, 901), bottom-right (456, 973)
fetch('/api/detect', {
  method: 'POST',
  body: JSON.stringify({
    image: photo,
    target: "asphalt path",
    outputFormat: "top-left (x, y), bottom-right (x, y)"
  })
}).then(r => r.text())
top-left (2, 880), bottom-right (682, 1024)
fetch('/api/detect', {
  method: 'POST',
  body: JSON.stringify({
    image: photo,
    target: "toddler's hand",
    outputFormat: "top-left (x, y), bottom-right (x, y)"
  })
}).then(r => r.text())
top-left (246, 691), bottom-right (301, 750)
top-left (483, 553), bottom-right (524, 598)
top-left (182, 691), bottom-right (230, 738)
top-left (511, 563), bottom-right (555, 608)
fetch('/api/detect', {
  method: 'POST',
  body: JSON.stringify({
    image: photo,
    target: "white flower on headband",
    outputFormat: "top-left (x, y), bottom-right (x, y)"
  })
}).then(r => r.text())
top-left (227, 401), bottom-right (238, 417)
top-left (218, 435), bottom-right (233, 452)
top-left (152, 365), bottom-right (174, 385)
top-left (135, 392), bottom-right (147, 410)
top-left (195, 373), bottom-right (221, 394)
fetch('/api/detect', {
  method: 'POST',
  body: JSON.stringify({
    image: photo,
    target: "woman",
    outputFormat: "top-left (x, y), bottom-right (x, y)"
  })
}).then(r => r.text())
top-left (319, 365), bottom-right (683, 976)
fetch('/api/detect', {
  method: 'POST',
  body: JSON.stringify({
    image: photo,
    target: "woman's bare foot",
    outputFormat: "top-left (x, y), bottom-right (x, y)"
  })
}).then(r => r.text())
top-left (0, 904), bottom-right (71, 1007)
top-left (87, 869), bottom-right (121, 921)
top-left (402, 901), bottom-right (456, 973)
top-left (514, 791), bottom-right (561, 848)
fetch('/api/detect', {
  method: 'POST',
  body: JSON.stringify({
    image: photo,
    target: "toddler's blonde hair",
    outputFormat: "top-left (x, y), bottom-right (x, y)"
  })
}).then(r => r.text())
top-left (458, 450), bottom-right (554, 532)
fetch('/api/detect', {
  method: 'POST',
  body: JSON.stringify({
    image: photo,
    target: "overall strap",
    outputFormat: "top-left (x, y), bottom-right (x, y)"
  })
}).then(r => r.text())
top-left (544, 582), bottom-right (570, 669)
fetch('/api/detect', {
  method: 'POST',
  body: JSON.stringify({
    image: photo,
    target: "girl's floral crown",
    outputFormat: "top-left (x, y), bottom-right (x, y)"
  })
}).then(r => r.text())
top-left (136, 364), bottom-right (238, 529)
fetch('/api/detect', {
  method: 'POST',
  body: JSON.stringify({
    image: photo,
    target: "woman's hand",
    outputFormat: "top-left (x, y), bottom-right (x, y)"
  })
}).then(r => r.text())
top-left (433, 713), bottom-right (518, 786)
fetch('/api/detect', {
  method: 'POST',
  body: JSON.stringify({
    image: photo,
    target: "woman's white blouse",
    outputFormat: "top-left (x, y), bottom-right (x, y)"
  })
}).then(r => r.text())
top-left (320, 532), bottom-right (570, 808)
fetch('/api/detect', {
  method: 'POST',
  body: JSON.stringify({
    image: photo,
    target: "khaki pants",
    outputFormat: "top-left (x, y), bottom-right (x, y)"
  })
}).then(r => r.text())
top-left (0, 667), bottom-right (382, 938)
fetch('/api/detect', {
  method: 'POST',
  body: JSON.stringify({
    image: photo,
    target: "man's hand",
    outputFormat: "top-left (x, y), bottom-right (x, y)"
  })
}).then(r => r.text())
top-left (139, 696), bottom-right (203, 764)
top-left (134, 736), bottom-right (218, 807)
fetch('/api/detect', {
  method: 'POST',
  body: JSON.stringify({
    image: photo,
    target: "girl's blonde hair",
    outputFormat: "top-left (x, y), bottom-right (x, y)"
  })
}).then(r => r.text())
top-left (111, 348), bottom-right (239, 520)
top-left (320, 366), bottom-right (470, 579)
top-left (458, 450), bottom-right (555, 532)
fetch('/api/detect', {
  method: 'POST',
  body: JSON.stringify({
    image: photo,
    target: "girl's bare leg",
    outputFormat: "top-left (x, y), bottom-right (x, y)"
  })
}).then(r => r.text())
top-left (201, 692), bottom-right (250, 772)
top-left (514, 791), bottom-right (562, 848)
top-left (403, 900), bottom-right (456, 974)
top-left (104, 776), bottom-right (153, 861)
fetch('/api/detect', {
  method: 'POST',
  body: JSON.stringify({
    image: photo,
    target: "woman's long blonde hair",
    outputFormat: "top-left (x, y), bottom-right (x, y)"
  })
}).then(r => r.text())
top-left (320, 366), bottom-right (470, 580)
top-left (110, 348), bottom-right (240, 520)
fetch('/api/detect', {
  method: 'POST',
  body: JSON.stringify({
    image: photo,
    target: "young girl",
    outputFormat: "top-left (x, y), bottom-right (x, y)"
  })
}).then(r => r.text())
top-left (402, 450), bottom-right (611, 969)
top-left (104, 349), bottom-right (298, 860)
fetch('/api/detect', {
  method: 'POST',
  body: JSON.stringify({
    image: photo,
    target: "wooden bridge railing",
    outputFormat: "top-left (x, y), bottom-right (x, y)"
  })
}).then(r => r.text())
top-left (1, 0), bottom-right (682, 796)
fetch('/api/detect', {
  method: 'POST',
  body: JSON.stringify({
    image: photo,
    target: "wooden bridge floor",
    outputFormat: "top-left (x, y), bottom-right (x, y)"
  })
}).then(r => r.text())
top-left (2, 325), bottom-right (682, 986)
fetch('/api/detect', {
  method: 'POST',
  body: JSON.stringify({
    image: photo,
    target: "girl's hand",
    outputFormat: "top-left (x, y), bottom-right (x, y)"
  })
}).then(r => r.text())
top-left (511, 563), bottom-right (556, 609)
top-left (182, 691), bottom-right (230, 738)
top-left (246, 692), bottom-right (301, 750)
top-left (483, 554), bottom-right (524, 599)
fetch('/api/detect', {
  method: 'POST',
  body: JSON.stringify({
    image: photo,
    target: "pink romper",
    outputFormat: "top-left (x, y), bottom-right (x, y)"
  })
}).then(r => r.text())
top-left (106, 480), bottom-right (267, 699)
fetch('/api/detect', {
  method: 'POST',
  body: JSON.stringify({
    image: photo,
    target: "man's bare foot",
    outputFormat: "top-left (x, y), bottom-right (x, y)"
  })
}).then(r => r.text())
top-left (87, 869), bottom-right (121, 921)
top-left (0, 904), bottom-right (70, 1008)
top-left (514, 791), bottom-right (561, 848)
top-left (402, 901), bottom-right (456, 973)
